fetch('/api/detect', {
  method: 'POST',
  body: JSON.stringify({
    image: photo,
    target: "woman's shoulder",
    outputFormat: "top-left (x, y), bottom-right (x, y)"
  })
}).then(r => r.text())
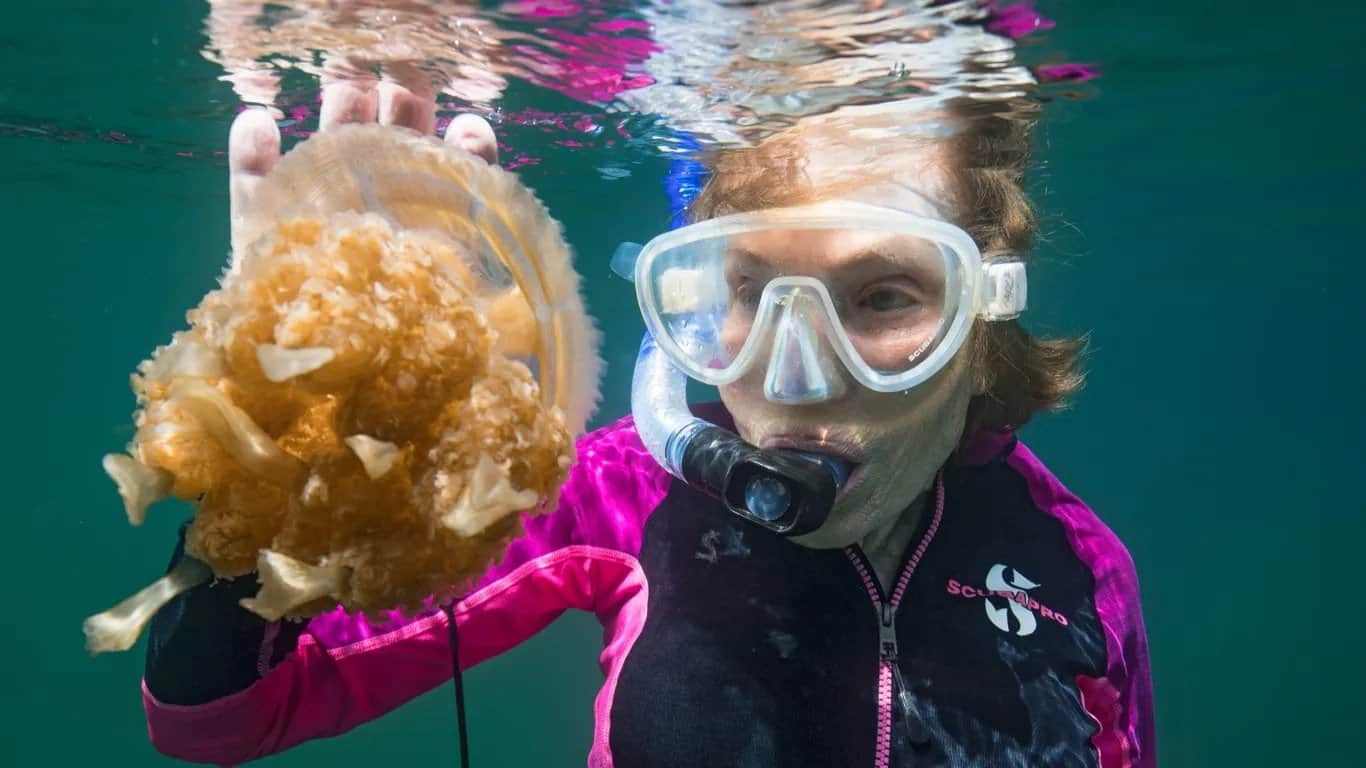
top-left (993, 437), bottom-right (1155, 763)
top-left (999, 438), bottom-right (1139, 587)
top-left (982, 436), bottom-right (1148, 682)
top-left (549, 413), bottom-right (676, 550)
top-left (952, 430), bottom-right (1142, 608)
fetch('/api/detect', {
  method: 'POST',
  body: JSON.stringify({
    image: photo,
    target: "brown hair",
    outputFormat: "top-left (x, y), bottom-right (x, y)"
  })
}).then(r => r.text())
top-left (687, 97), bottom-right (1086, 434)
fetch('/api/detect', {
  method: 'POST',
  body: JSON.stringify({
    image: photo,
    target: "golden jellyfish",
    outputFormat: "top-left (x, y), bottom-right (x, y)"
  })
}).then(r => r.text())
top-left (84, 124), bottom-right (601, 653)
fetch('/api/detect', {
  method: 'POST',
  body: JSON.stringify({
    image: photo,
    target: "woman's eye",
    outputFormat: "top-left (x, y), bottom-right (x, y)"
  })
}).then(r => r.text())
top-left (861, 288), bottom-right (916, 312)
top-left (732, 280), bottom-right (760, 308)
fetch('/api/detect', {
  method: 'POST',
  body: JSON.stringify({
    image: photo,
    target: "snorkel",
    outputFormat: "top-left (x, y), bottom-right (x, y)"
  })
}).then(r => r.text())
top-left (628, 330), bottom-right (841, 536)
top-left (615, 146), bottom-right (845, 536)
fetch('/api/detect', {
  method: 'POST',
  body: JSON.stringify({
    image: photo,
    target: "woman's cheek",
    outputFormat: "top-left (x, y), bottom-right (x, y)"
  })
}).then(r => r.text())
top-left (719, 308), bottom-right (752, 358)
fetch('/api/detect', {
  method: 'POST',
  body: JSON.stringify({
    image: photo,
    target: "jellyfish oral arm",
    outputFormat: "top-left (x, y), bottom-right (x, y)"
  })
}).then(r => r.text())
top-left (83, 557), bottom-right (212, 655)
top-left (101, 454), bottom-right (172, 526)
top-left (167, 379), bottom-right (303, 483)
top-left (240, 550), bottom-right (349, 621)
top-left (441, 453), bottom-right (541, 536)
top-left (255, 344), bottom-right (336, 383)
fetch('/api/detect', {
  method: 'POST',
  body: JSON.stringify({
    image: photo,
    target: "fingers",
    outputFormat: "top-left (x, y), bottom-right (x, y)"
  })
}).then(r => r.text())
top-left (378, 78), bottom-right (437, 136)
top-left (228, 108), bottom-right (282, 255)
top-left (319, 57), bottom-right (379, 132)
top-left (444, 113), bottom-right (499, 165)
top-left (228, 61), bottom-right (499, 262)
top-left (319, 80), bottom-right (379, 131)
top-left (318, 60), bottom-right (496, 167)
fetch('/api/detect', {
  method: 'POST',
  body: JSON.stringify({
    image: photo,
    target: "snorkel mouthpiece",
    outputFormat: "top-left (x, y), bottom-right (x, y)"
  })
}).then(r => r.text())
top-left (790, 450), bottom-right (852, 488)
top-left (679, 426), bottom-right (836, 536)
top-left (631, 330), bottom-right (839, 537)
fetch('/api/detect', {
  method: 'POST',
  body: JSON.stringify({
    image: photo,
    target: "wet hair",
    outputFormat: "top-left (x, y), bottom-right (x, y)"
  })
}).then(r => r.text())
top-left (947, 97), bottom-right (1086, 434)
top-left (687, 96), bottom-right (1086, 435)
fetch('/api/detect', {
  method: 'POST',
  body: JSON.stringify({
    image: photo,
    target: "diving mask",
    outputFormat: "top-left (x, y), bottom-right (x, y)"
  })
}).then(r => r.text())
top-left (616, 199), bottom-right (1026, 403)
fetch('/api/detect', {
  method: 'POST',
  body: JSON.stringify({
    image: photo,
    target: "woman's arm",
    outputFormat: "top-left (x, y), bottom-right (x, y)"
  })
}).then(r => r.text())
top-left (140, 414), bottom-right (667, 765)
top-left (1074, 546), bottom-right (1156, 768)
top-left (1004, 441), bottom-right (1156, 768)
top-left (140, 481), bottom-right (588, 763)
top-left (143, 526), bottom-right (283, 707)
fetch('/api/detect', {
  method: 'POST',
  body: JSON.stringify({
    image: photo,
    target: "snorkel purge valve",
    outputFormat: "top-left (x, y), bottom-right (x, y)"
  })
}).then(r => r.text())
top-left (630, 331), bottom-right (839, 536)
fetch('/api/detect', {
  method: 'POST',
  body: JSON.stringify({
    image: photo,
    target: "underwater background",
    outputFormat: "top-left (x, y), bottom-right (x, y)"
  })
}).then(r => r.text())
top-left (2, 1), bottom-right (1362, 766)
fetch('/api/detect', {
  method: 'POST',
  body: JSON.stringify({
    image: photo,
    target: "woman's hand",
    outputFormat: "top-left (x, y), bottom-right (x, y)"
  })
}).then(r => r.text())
top-left (227, 79), bottom-right (500, 252)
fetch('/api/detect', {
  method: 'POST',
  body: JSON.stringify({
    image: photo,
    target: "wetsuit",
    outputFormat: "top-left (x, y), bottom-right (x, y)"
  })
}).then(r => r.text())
top-left (143, 411), bottom-right (1155, 767)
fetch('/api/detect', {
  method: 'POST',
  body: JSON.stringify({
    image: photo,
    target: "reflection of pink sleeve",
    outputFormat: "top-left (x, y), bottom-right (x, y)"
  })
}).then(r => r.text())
top-left (142, 416), bottom-right (670, 766)
top-left (501, 3), bottom-right (659, 103)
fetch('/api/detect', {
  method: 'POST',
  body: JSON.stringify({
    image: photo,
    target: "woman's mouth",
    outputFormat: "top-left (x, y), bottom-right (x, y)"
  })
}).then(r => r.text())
top-left (759, 436), bottom-right (865, 502)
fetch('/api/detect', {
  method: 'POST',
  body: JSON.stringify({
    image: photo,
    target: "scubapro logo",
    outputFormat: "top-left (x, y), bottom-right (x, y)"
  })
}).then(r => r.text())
top-left (984, 564), bottom-right (1040, 636)
top-left (946, 564), bottom-right (1070, 636)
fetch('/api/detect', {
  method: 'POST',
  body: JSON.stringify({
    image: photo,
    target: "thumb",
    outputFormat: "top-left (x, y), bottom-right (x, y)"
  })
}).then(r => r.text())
top-left (228, 109), bottom-right (282, 258)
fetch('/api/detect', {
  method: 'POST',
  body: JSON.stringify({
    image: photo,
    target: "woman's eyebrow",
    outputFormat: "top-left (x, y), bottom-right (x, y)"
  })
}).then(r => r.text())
top-left (841, 247), bottom-right (898, 267)
top-left (722, 247), bottom-right (775, 276)
top-left (722, 243), bottom-right (938, 275)
top-left (835, 246), bottom-right (929, 271)
top-left (850, 231), bottom-right (947, 265)
top-left (723, 246), bottom-right (769, 266)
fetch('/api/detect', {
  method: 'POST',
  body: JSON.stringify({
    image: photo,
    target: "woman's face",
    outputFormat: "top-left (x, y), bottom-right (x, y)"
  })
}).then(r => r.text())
top-left (716, 188), bottom-right (979, 549)
top-left (717, 225), bottom-right (949, 377)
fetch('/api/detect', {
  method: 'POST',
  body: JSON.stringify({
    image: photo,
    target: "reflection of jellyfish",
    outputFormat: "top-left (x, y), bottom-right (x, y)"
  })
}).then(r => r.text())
top-left (84, 125), bottom-right (601, 652)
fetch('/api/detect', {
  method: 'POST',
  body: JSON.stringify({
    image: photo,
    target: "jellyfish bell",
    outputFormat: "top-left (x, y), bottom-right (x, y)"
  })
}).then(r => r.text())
top-left (84, 125), bottom-right (602, 654)
top-left (234, 123), bottom-right (602, 436)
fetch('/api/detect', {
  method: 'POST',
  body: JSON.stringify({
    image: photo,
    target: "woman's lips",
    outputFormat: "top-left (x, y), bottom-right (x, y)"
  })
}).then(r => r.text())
top-left (759, 436), bottom-right (865, 463)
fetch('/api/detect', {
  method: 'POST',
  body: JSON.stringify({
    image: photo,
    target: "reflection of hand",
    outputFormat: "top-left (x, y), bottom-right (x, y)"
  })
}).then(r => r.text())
top-left (228, 83), bottom-right (499, 253)
top-left (205, 1), bottom-right (509, 112)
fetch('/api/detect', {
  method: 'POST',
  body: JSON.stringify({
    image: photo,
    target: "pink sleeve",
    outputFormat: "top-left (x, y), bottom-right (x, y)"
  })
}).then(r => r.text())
top-left (1073, 542), bottom-right (1156, 768)
top-left (142, 416), bottom-right (669, 765)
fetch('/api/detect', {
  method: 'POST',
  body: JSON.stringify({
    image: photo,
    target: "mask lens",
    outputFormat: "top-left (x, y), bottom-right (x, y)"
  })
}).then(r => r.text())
top-left (827, 234), bottom-right (956, 375)
top-left (647, 234), bottom-right (734, 371)
top-left (643, 219), bottom-right (965, 385)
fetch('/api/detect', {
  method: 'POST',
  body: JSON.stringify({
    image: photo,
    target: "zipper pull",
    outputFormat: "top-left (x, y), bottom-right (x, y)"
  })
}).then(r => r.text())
top-left (878, 600), bottom-right (932, 746)
top-left (891, 662), bottom-right (931, 747)
top-left (878, 602), bottom-right (898, 660)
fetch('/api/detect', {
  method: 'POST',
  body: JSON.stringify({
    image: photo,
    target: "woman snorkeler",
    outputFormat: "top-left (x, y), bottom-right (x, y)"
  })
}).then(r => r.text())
top-left (138, 15), bottom-right (1154, 768)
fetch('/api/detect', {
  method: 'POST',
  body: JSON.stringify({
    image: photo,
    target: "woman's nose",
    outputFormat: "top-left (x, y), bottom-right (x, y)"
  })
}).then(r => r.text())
top-left (761, 302), bottom-right (848, 404)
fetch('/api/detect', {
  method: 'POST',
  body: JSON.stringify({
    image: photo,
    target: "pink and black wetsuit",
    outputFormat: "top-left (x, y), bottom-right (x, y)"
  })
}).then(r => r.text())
top-left (143, 408), bottom-right (1154, 767)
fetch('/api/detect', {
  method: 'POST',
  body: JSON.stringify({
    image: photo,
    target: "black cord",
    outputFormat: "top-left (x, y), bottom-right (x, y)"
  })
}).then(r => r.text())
top-left (444, 602), bottom-right (471, 768)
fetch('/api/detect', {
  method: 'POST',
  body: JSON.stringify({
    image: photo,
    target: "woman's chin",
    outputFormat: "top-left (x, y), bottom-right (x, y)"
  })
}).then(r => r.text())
top-left (790, 475), bottom-right (876, 549)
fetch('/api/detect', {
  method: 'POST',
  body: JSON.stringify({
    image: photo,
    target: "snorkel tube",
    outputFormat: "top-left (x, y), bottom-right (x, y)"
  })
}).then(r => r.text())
top-left (630, 330), bottom-right (839, 536)
top-left (618, 140), bottom-right (840, 537)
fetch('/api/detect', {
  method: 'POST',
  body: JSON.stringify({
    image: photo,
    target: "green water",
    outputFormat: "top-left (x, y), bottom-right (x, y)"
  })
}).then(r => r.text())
top-left (3, 1), bottom-right (1362, 766)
